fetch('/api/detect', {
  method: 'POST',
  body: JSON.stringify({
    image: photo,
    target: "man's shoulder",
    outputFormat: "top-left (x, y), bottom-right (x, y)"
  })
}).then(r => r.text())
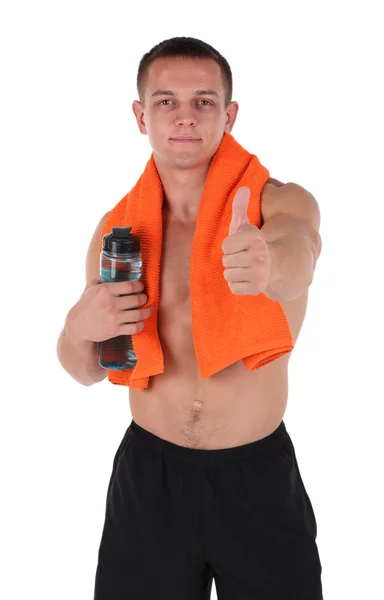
top-left (265, 177), bottom-right (286, 188)
top-left (260, 177), bottom-right (287, 225)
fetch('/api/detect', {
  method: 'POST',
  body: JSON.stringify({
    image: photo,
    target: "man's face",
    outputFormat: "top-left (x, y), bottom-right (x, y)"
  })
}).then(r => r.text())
top-left (132, 57), bottom-right (239, 168)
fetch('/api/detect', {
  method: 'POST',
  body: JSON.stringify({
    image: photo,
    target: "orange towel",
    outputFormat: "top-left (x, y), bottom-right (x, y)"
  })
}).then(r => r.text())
top-left (99, 132), bottom-right (294, 390)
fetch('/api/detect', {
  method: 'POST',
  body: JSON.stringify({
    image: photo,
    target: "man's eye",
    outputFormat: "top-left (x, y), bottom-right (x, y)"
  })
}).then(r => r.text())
top-left (158, 99), bottom-right (212, 106)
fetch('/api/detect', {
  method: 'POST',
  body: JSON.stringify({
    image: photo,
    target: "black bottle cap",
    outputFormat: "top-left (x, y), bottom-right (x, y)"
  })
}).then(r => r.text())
top-left (102, 226), bottom-right (140, 254)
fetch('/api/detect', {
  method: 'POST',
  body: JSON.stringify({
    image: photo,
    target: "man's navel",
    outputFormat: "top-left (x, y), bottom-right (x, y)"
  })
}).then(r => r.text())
top-left (189, 399), bottom-right (203, 421)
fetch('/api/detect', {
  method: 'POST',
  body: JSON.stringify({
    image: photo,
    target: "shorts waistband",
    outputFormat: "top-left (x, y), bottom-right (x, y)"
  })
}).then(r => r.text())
top-left (126, 419), bottom-right (289, 468)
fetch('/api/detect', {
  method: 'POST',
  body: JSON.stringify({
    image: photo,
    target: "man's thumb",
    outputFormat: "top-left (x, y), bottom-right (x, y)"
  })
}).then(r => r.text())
top-left (229, 186), bottom-right (251, 235)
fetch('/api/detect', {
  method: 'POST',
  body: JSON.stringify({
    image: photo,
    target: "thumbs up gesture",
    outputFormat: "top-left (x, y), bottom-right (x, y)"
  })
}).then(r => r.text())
top-left (221, 186), bottom-right (272, 296)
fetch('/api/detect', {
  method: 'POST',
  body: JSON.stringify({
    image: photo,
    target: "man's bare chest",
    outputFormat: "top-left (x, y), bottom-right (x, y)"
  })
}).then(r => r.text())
top-left (159, 217), bottom-right (195, 306)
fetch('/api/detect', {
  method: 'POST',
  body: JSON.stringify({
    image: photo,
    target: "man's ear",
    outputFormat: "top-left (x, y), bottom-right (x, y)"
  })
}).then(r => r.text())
top-left (224, 101), bottom-right (239, 134)
top-left (132, 101), bottom-right (147, 135)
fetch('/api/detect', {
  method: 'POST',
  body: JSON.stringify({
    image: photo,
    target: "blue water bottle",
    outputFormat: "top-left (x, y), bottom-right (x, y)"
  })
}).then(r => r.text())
top-left (98, 226), bottom-right (142, 370)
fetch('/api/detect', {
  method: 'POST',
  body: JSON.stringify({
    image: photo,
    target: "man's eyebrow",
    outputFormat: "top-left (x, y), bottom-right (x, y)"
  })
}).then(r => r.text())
top-left (151, 89), bottom-right (220, 98)
top-left (151, 90), bottom-right (175, 97)
top-left (195, 89), bottom-right (220, 97)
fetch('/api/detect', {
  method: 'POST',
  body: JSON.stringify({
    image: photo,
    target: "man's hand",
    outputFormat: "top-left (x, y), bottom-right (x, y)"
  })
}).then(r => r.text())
top-left (221, 186), bottom-right (272, 296)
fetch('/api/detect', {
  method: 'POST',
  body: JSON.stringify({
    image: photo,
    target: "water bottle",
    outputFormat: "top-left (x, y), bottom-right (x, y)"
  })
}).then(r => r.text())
top-left (98, 226), bottom-right (142, 370)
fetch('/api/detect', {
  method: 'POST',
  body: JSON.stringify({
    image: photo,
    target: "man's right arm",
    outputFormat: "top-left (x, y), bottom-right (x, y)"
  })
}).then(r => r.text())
top-left (56, 212), bottom-right (109, 386)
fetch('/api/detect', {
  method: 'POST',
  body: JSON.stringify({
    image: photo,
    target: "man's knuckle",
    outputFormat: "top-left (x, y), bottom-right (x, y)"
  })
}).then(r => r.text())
top-left (101, 293), bottom-right (112, 312)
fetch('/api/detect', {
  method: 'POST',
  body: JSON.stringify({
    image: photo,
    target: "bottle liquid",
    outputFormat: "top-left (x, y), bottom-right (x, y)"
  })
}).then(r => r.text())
top-left (98, 226), bottom-right (142, 370)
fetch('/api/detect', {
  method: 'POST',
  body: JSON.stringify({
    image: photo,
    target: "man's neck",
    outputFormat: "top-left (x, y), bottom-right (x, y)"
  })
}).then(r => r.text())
top-left (154, 158), bottom-right (210, 222)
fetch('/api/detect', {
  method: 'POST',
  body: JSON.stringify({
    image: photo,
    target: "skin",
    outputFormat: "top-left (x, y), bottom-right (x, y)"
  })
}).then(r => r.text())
top-left (128, 56), bottom-right (309, 449)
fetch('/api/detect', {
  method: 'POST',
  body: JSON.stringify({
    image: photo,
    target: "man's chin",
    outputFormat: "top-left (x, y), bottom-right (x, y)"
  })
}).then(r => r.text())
top-left (169, 153), bottom-right (205, 169)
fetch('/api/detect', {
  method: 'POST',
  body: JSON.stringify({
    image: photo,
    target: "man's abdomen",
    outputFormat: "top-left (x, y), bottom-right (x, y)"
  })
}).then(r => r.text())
top-left (129, 353), bottom-right (291, 450)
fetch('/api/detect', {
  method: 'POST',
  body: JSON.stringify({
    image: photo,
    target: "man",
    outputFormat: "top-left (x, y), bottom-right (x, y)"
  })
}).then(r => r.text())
top-left (57, 37), bottom-right (323, 599)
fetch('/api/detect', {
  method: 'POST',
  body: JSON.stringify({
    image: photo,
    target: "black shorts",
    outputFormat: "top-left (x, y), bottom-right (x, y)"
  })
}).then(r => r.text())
top-left (94, 419), bottom-right (323, 599)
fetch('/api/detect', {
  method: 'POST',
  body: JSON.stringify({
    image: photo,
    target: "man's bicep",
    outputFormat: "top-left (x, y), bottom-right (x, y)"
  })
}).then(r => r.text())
top-left (85, 211), bottom-right (110, 289)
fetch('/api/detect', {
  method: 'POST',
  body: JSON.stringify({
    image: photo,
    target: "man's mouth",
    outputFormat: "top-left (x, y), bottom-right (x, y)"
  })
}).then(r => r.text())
top-left (170, 136), bottom-right (201, 142)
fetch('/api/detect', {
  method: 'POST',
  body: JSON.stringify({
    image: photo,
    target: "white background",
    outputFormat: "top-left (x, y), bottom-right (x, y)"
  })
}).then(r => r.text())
top-left (1, 1), bottom-right (383, 598)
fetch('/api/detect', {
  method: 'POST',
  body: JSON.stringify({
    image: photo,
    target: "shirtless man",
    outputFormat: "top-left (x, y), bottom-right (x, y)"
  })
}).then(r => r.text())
top-left (57, 37), bottom-right (323, 600)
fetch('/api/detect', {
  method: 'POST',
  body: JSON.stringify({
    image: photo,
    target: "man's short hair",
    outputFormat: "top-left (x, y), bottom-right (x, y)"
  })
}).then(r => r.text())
top-left (137, 36), bottom-right (233, 107)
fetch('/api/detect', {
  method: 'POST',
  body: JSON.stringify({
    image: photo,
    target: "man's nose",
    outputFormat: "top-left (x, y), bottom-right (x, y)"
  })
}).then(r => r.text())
top-left (175, 107), bottom-right (196, 127)
top-left (176, 117), bottom-right (196, 127)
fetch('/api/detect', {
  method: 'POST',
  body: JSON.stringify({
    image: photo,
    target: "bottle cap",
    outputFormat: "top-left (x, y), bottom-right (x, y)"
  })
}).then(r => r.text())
top-left (102, 226), bottom-right (140, 254)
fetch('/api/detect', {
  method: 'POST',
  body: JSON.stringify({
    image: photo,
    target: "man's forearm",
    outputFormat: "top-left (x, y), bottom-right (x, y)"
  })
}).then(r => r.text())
top-left (56, 315), bottom-right (107, 386)
top-left (264, 234), bottom-right (318, 302)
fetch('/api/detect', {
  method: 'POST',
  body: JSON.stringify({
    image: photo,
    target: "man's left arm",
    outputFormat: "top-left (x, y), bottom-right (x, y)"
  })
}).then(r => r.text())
top-left (261, 182), bottom-right (322, 302)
